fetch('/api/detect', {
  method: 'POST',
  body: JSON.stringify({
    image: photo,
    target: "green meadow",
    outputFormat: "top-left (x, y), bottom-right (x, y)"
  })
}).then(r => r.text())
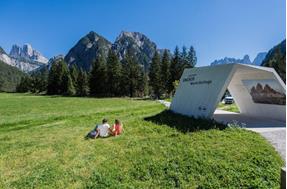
top-left (0, 93), bottom-right (283, 188)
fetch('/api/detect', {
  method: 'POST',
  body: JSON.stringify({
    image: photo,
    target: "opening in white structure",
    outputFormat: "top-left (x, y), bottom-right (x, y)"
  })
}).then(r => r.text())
top-left (170, 63), bottom-right (286, 121)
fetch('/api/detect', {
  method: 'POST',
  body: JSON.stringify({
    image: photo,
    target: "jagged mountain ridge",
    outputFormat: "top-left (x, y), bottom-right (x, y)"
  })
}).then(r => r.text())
top-left (10, 44), bottom-right (48, 64)
top-left (210, 53), bottom-right (267, 66)
top-left (211, 55), bottom-right (251, 65)
top-left (0, 44), bottom-right (48, 72)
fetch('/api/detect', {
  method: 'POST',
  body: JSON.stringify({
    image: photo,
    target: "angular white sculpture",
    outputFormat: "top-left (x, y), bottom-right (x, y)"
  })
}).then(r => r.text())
top-left (170, 63), bottom-right (286, 121)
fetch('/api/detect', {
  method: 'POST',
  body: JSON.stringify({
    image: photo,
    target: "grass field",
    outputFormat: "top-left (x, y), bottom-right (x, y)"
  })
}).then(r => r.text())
top-left (0, 93), bottom-right (283, 188)
top-left (217, 102), bottom-right (240, 113)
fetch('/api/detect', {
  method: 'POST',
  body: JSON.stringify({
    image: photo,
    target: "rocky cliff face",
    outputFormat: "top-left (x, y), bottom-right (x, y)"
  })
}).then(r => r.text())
top-left (112, 31), bottom-right (157, 71)
top-left (33, 54), bottom-right (65, 73)
top-left (0, 44), bottom-right (48, 73)
top-left (252, 52), bottom-right (267, 65)
top-left (64, 31), bottom-right (112, 71)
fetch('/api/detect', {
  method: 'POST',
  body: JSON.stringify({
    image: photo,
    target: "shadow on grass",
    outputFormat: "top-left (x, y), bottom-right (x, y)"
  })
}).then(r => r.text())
top-left (144, 110), bottom-right (227, 133)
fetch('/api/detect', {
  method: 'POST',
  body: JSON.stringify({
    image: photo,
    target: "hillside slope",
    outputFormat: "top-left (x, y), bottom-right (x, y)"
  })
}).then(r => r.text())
top-left (261, 40), bottom-right (286, 82)
top-left (0, 60), bottom-right (27, 92)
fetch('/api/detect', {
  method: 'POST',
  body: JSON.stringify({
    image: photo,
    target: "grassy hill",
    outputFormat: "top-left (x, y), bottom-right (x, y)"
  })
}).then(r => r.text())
top-left (0, 61), bottom-right (27, 92)
top-left (0, 93), bottom-right (283, 188)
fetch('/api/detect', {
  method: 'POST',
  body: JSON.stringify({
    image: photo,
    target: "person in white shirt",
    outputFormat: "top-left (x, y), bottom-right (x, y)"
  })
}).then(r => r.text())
top-left (95, 119), bottom-right (111, 138)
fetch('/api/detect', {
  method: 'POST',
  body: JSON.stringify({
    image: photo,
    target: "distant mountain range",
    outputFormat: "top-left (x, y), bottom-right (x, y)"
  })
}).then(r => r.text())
top-left (0, 44), bottom-right (48, 72)
top-left (210, 53), bottom-right (267, 66)
top-left (0, 30), bottom-right (285, 92)
top-left (0, 31), bottom-right (163, 74)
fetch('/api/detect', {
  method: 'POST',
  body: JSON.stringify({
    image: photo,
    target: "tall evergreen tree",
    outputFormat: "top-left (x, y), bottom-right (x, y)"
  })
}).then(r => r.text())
top-left (181, 46), bottom-right (190, 68)
top-left (62, 70), bottom-right (75, 96)
top-left (89, 53), bottom-right (107, 96)
top-left (122, 53), bottom-right (141, 97)
top-left (47, 60), bottom-right (74, 95)
top-left (187, 46), bottom-right (197, 68)
top-left (106, 49), bottom-right (122, 96)
top-left (160, 49), bottom-right (171, 96)
top-left (70, 64), bottom-right (79, 85)
top-left (30, 68), bottom-right (48, 93)
top-left (47, 60), bottom-right (65, 95)
top-left (149, 51), bottom-right (162, 98)
top-left (76, 69), bottom-right (89, 96)
top-left (137, 69), bottom-right (149, 97)
top-left (169, 46), bottom-right (182, 93)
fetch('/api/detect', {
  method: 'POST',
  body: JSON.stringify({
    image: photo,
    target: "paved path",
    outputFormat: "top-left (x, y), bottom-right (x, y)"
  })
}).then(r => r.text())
top-left (213, 109), bottom-right (286, 160)
top-left (158, 100), bottom-right (286, 160)
top-left (158, 100), bottom-right (171, 108)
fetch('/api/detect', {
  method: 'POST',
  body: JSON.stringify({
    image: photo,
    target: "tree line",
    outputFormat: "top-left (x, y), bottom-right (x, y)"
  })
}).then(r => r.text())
top-left (17, 46), bottom-right (196, 98)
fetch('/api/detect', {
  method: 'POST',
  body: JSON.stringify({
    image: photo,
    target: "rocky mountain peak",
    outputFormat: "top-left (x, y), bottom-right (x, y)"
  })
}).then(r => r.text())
top-left (113, 31), bottom-right (157, 71)
top-left (9, 43), bottom-right (48, 64)
top-left (64, 31), bottom-right (112, 70)
top-left (242, 55), bottom-right (251, 64)
top-left (116, 31), bottom-right (155, 48)
top-left (23, 43), bottom-right (33, 57)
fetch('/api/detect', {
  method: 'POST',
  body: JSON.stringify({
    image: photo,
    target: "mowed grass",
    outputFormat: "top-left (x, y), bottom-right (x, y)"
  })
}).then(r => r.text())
top-left (0, 93), bottom-right (283, 188)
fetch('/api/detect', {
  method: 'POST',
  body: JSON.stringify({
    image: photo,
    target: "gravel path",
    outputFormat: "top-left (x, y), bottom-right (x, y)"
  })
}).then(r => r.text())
top-left (158, 100), bottom-right (286, 160)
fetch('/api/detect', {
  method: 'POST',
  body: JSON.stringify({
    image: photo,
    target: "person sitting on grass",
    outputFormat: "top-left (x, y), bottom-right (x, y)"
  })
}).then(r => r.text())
top-left (111, 119), bottom-right (123, 136)
top-left (94, 118), bottom-right (111, 138)
top-left (85, 124), bottom-right (99, 139)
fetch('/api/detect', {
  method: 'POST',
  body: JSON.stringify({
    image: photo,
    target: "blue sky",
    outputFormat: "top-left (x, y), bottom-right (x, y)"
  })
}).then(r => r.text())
top-left (0, 0), bottom-right (285, 66)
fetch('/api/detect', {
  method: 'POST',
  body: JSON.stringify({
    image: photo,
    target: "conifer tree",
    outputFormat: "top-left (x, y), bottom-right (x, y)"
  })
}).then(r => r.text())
top-left (122, 52), bottom-right (141, 97)
top-left (106, 49), bottom-right (122, 96)
top-left (149, 51), bottom-right (162, 98)
top-left (30, 68), bottom-right (48, 93)
top-left (169, 46), bottom-right (182, 93)
top-left (16, 76), bottom-right (32, 93)
top-left (89, 53), bottom-right (107, 96)
top-left (187, 46), bottom-right (197, 68)
top-left (137, 68), bottom-right (149, 97)
top-left (47, 60), bottom-right (65, 95)
top-left (76, 69), bottom-right (89, 96)
top-left (181, 46), bottom-right (190, 68)
top-left (47, 60), bottom-right (74, 95)
top-left (70, 64), bottom-right (79, 85)
top-left (160, 49), bottom-right (170, 96)
top-left (62, 71), bottom-right (75, 96)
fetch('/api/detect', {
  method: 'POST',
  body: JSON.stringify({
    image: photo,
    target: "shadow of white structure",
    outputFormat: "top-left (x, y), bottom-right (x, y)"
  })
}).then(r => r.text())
top-left (170, 63), bottom-right (286, 122)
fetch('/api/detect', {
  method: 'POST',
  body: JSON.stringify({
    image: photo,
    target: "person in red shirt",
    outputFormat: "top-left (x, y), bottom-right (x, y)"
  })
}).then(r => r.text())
top-left (111, 119), bottom-right (123, 136)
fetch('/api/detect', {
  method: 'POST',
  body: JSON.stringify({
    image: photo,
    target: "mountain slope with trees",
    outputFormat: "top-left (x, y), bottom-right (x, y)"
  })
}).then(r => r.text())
top-left (261, 40), bottom-right (286, 82)
top-left (0, 60), bottom-right (27, 92)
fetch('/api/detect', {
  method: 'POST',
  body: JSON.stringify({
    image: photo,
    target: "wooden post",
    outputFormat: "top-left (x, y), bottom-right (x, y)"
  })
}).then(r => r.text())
top-left (281, 167), bottom-right (286, 189)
